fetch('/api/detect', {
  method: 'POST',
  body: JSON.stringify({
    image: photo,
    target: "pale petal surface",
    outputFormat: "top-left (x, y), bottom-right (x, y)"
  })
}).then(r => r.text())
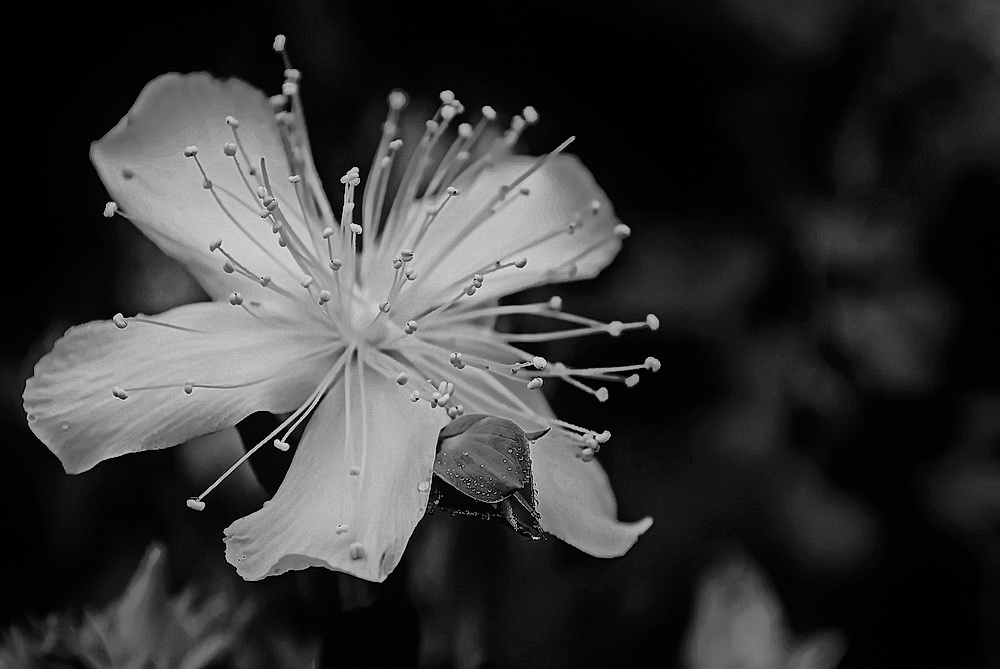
top-left (224, 357), bottom-right (447, 581)
top-left (91, 74), bottom-right (321, 302)
top-left (24, 301), bottom-right (333, 473)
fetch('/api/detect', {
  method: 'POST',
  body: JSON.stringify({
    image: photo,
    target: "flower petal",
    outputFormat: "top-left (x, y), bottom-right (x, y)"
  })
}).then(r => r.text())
top-left (531, 437), bottom-right (653, 557)
top-left (388, 155), bottom-right (622, 315)
top-left (414, 329), bottom-right (652, 556)
top-left (23, 301), bottom-right (333, 474)
top-left (92, 73), bottom-right (323, 301)
top-left (224, 357), bottom-right (447, 581)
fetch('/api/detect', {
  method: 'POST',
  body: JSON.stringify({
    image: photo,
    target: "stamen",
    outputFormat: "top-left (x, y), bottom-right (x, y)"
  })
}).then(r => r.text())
top-left (112, 378), bottom-right (261, 399)
top-left (111, 313), bottom-right (203, 333)
top-left (495, 314), bottom-right (659, 343)
top-left (411, 186), bottom-right (460, 251)
top-left (363, 90), bottom-right (407, 242)
top-left (225, 118), bottom-right (259, 180)
top-left (183, 147), bottom-right (213, 189)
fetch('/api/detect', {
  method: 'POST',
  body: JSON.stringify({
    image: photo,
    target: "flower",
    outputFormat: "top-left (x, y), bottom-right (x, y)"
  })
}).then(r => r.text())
top-left (23, 36), bottom-right (656, 582)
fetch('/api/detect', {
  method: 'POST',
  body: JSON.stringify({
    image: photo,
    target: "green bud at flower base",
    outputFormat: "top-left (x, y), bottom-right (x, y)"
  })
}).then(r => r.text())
top-left (431, 414), bottom-right (550, 539)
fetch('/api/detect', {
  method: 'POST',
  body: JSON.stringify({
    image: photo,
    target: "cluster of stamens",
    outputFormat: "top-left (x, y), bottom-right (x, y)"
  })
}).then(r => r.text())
top-left (100, 35), bottom-right (661, 512)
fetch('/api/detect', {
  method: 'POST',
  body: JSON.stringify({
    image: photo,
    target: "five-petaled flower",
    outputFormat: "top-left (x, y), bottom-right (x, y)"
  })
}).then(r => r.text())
top-left (23, 36), bottom-right (656, 582)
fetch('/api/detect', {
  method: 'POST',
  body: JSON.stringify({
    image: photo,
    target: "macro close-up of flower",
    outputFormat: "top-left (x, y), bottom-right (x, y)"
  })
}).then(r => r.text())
top-left (7, 2), bottom-right (999, 667)
top-left (22, 35), bottom-right (655, 584)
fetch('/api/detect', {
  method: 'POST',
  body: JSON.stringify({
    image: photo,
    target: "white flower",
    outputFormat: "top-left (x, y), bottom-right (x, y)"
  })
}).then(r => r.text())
top-left (23, 37), bottom-right (656, 582)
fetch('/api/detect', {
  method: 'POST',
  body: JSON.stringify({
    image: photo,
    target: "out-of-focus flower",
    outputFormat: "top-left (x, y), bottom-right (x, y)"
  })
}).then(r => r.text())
top-left (0, 543), bottom-right (318, 669)
top-left (684, 553), bottom-right (845, 669)
top-left (23, 36), bottom-right (655, 582)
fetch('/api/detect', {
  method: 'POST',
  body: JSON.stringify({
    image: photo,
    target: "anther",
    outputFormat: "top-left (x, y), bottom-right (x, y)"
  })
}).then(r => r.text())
top-left (404, 320), bottom-right (418, 334)
top-left (482, 105), bottom-right (497, 121)
top-left (379, 301), bottom-right (391, 313)
top-left (405, 269), bottom-right (417, 281)
top-left (595, 387), bottom-right (609, 402)
top-left (606, 321), bottom-right (624, 337)
top-left (514, 257), bottom-right (528, 268)
top-left (103, 201), bottom-right (118, 218)
top-left (223, 142), bottom-right (237, 157)
top-left (284, 68), bottom-right (301, 83)
top-left (209, 238), bottom-right (223, 252)
top-left (319, 290), bottom-right (331, 305)
top-left (400, 249), bottom-right (414, 262)
top-left (646, 314), bottom-right (660, 331)
top-left (183, 146), bottom-right (199, 157)
top-left (447, 186), bottom-right (460, 196)
top-left (112, 386), bottom-right (128, 400)
top-left (625, 374), bottom-right (640, 387)
top-left (523, 106), bottom-right (539, 124)
top-left (225, 116), bottom-right (239, 128)
top-left (273, 439), bottom-right (290, 452)
top-left (229, 292), bottom-right (243, 306)
top-left (272, 34), bottom-right (286, 52)
top-left (645, 357), bottom-right (661, 372)
top-left (615, 224), bottom-right (631, 238)
top-left (527, 377), bottom-right (544, 390)
top-left (301, 276), bottom-right (314, 288)
top-left (348, 543), bottom-right (366, 560)
top-left (590, 199), bottom-right (601, 214)
top-left (410, 390), bottom-right (421, 402)
top-left (392, 257), bottom-right (403, 269)
top-left (580, 448), bottom-right (596, 463)
top-left (548, 296), bottom-right (563, 310)
top-left (184, 381), bottom-right (194, 394)
top-left (595, 430), bottom-right (611, 444)
top-left (223, 262), bottom-right (235, 273)
top-left (113, 313), bottom-right (128, 329)
top-left (186, 498), bottom-right (206, 511)
top-left (388, 90), bottom-right (407, 110)
top-left (395, 373), bottom-right (409, 385)
top-left (350, 223), bottom-right (363, 235)
top-left (330, 259), bottom-right (343, 271)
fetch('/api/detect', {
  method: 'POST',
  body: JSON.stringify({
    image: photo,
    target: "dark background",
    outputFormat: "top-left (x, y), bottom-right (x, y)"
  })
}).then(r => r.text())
top-left (6, 0), bottom-right (999, 667)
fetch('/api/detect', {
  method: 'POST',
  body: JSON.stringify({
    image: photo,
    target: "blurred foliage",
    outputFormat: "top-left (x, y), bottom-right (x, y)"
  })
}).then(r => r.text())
top-left (0, 544), bottom-right (317, 669)
top-left (7, 0), bottom-right (1000, 667)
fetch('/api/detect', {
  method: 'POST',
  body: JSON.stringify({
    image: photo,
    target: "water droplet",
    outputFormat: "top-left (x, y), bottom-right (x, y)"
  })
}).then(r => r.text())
top-left (417, 480), bottom-right (430, 492)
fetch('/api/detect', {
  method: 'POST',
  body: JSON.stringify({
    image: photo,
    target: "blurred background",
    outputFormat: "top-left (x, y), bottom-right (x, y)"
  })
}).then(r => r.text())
top-left (6, 0), bottom-right (999, 666)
